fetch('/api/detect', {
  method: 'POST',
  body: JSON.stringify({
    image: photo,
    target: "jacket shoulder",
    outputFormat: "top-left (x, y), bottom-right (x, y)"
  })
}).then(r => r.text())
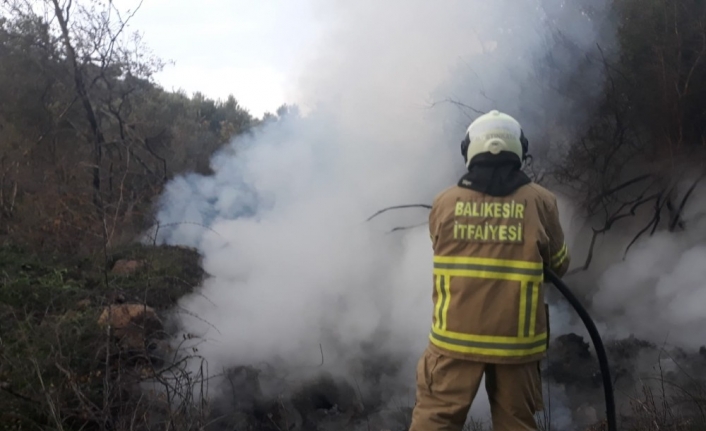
top-left (522, 182), bottom-right (557, 204)
top-left (432, 185), bottom-right (463, 205)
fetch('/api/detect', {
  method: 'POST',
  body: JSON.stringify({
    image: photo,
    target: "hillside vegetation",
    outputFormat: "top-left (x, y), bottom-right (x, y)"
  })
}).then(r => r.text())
top-left (0, 244), bottom-right (205, 430)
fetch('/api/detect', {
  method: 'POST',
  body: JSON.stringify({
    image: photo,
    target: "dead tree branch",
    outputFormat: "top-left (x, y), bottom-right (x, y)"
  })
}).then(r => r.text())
top-left (51, 0), bottom-right (105, 209)
top-left (568, 191), bottom-right (663, 274)
top-left (366, 204), bottom-right (432, 222)
top-left (669, 173), bottom-right (706, 231)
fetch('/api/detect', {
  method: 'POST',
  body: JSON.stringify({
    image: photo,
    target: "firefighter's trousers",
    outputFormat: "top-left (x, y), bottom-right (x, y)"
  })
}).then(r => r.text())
top-left (408, 346), bottom-right (544, 431)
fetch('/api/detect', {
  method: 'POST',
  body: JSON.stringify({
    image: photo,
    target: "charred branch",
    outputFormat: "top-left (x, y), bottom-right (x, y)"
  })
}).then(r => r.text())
top-left (569, 191), bottom-right (663, 274)
top-left (427, 98), bottom-right (486, 119)
top-left (389, 222), bottom-right (429, 234)
top-left (624, 197), bottom-right (665, 259)
top-left (366, 204), bottom-right (432, 222)
top-left (669, 173), bottom-right (706, 231)
top-left (588, 175), bottom-right (653, 215)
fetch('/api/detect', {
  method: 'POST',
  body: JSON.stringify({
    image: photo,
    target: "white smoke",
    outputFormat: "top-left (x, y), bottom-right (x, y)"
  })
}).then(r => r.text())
top-left (151, 0), bottom-right (617, 425)
top-left (587, 178), bottom-right (706, 349)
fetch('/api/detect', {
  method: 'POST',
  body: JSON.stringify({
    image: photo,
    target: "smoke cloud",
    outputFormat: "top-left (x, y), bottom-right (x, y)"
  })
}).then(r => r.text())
top-left (151, 0), bottom-right (621, 425)
top-left (585, 178), bottom-right (706, 349)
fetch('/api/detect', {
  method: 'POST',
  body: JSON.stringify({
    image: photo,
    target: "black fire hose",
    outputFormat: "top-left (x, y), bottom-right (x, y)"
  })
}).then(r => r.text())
top-left (544, 267), bottom-right (617, 431)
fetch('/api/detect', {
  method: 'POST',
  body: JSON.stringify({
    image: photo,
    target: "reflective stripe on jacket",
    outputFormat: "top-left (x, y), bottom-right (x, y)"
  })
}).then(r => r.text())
top-left (427, 182), bottom-right (570, 364)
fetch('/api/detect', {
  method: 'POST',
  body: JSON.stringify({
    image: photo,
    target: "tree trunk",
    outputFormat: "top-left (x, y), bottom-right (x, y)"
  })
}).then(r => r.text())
top-left (51, 0), bottom-right (104, 210)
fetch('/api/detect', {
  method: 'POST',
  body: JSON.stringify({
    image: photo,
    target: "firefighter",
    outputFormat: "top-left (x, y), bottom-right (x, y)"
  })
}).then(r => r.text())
top-left (408, 110), bottom-right (570, 431)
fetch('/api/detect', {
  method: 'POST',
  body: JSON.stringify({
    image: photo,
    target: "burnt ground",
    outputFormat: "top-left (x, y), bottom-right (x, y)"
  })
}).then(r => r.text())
top-left (203, 348), bottom-right (415, 431)
top-left (544, 334), bottom-right (706, 430)
top-left (197, 334), bottom-right (706, 431)
top-left (8, 244), bottom-right (703, 430)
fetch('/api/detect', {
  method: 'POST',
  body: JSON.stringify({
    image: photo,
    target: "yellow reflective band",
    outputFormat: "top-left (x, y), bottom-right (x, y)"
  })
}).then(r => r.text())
top-left (434, 275), bottom-right (443, 329)
top-left (434, 256), bottom-right (543, 269)
top-left (518, 282), bottom-right (539, 338)
top-left (433, 256), bottom-right (543, 282)
top-left (529, 282), bottom-right (539, 337)
top-left (440, 274), bottom-right (451, 331)
top-left (551, 244), bottom-right (568, 269)
top-left (429, 327), bottom-right (547, 357)
top-left (434, 275), bottom-right (450, 330)
top-left (518, 282), bottom-right (528, 337)
top-left (431, 326), bottom-right (547, 344)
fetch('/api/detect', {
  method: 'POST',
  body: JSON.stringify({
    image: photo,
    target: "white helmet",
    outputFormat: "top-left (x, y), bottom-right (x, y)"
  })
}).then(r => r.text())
top-left (460, 110), bottom-right (528, 167)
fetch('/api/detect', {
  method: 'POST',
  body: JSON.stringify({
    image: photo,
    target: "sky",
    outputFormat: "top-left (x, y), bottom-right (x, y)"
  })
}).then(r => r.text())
top-left (124, 0), bottom-right (326, 117)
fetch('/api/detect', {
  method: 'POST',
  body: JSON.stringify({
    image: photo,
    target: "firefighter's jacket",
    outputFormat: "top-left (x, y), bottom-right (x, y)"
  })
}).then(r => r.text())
top-left (427, 181), bottom-right (570, 364)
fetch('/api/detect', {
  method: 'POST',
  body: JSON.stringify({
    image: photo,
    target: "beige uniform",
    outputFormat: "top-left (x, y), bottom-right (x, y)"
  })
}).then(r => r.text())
top-left (409, 182), bottom-right (570, 431)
